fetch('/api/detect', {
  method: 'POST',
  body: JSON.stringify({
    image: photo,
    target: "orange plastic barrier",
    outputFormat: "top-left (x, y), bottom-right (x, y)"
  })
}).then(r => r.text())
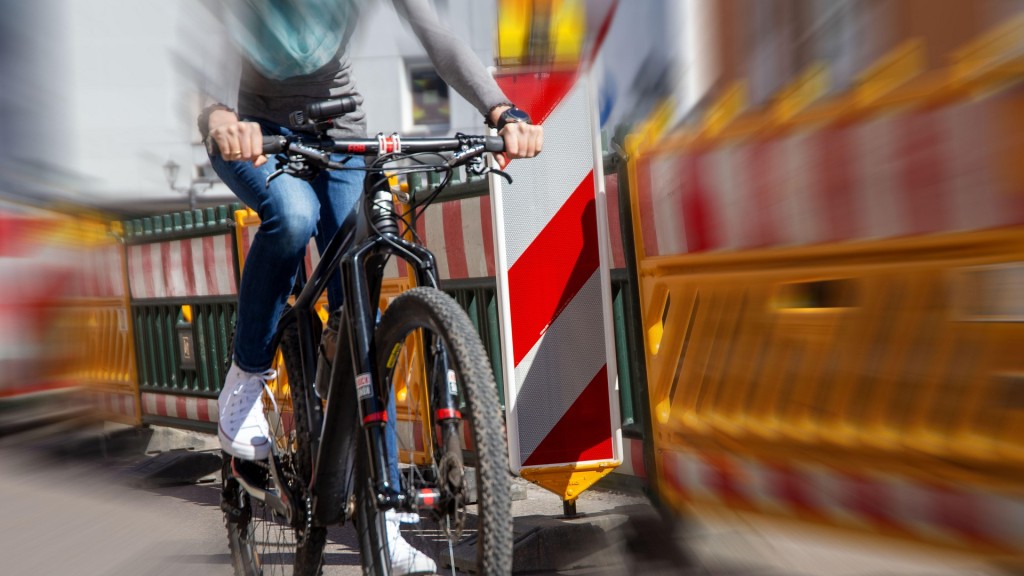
top-left (628, 25), bottom-right (1024, 556)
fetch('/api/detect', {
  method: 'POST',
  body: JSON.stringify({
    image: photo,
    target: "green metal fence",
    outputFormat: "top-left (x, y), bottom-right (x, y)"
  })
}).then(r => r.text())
top-left (123, 204), bottom-right (242, 431)
top-left (131, 302), bottom-right (236, 397)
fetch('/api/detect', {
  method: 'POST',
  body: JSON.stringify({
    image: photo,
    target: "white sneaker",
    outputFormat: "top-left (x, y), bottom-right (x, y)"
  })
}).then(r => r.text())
top-left (217, 363), bottom-right (275, 460)
top-left (386, 509), bottom-right (437, 575)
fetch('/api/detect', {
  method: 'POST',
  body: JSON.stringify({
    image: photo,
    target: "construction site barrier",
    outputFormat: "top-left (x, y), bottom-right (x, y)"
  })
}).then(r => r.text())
top-left (62, 219), bottom-right (139, 426)
top-left (0, 206), bottom-right (136, 430)
top-left (627, 24), bottom-right (1024, 556)
top-left (123, 205), bottom-right (242, 431)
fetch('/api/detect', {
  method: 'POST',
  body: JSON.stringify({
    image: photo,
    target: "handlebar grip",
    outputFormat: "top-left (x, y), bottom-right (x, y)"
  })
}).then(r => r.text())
top-left (206, 135), bottom-right (286, 157)
top-left (484, 136), bottom-right (505, 153)
top-left (263, 135), bottom-right (287, 155)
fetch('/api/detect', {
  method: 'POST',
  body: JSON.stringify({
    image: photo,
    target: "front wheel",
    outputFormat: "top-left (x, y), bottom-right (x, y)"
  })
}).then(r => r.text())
top-left (368, 287), bottom-right (513, 575)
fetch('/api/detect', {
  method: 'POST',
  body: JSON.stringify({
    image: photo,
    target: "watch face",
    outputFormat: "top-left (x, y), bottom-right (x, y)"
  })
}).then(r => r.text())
top-left (504, 107), bottom-right (531, 124)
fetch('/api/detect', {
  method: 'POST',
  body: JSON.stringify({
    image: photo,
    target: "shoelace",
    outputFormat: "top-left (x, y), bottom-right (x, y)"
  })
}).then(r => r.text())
top-left (254, 369), bottom-right (280, 416)
top-left (227, 369), bottom-right (279, 420)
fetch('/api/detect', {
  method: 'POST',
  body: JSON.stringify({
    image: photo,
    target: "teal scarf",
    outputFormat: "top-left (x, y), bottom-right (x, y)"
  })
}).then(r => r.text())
top-left (226, 0), bottom-right (364, 80)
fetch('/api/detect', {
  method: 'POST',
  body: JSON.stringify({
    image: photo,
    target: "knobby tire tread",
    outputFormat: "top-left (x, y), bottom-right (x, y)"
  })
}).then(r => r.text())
top-left (375, 287), bottom-right (513, 575)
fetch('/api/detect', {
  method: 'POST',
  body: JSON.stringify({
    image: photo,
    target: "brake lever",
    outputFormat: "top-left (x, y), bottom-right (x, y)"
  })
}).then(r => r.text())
top-left (465, 156), bottom-right (513, 184)
top-left (265, 168), bottom-right (286, 188)
top-left (447, 144), bottom-right (486, 168)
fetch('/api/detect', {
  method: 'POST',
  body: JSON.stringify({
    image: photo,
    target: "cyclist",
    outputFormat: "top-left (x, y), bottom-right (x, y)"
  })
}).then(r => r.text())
top-left (199, 1), bottom-right (541, 573)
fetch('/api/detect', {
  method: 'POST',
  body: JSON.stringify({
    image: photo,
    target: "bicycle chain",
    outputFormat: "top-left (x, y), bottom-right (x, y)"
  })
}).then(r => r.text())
top-left (248, 456), bottom-right (314, 546)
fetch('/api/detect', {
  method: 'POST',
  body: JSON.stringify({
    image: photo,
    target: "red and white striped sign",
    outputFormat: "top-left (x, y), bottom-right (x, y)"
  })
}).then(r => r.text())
top-left (635, 89), bottom-right (1024, 257)
top-left (660, 448), bottom-right (1024, 553)
top-left (491, 70), bottom-right (622, 473)
top-left (127, 234), bottom-right (237, 299)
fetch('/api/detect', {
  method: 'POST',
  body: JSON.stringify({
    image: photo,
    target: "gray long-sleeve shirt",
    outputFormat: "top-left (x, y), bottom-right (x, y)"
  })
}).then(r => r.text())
top-left (204, 0), bottom-right (508, 137)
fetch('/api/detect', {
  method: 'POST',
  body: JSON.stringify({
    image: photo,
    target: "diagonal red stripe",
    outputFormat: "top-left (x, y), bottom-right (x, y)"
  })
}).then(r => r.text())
top-left (900, 112), bottom-right (949, 235)
top-left (202, 236), bottom-right (217, 296)
top-left (161, 241), bottom-right (172, 296)
top-left (508, 171), bottom-right (598, 365)
top-left (932, 484), bottom-right (985, 542)
top-left (441, 201), bottom-right (468, 279)
top-left (629, 438), bottom-right (646, 480)
top-left (750, 143), bottom-right (780, 247)
top-left (818, 127), bottom-right (858, 242)
top-left (181, 239), bottom-right (196, 297)
top-left (682, 155), bottom-right (715, 252)
top-left (704, 455), bottom-right (747, 506)
top-left (604, 173), bottom-right (626, 269)
top-left (846, 473), bottom-right (896, 529)
top-left (636, 156), bottom-right (658, 257)
top-left (773, 463), bottom-right (817, 513)
top-left (197, 397), bottom-right (210, 422)
top-left (523, 365), bottom-right (612, 466)
top-left (223, 234), bottom-right (238, 292)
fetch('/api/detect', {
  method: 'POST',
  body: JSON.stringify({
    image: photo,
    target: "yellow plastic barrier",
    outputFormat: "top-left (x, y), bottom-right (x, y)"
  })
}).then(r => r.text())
top-left (628, 25), bottom-right (1024, 556)
top-left (50, 218), bottom-right (140, 426)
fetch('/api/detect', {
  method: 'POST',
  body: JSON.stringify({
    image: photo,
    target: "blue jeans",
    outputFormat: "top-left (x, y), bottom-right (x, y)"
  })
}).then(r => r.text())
top-left (212, 118), bottom-right (362, 373)
top-left (213, 117), bottom-right (400, 485)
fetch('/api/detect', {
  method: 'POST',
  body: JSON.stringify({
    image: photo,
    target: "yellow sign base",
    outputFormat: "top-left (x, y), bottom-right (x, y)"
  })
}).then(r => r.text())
top-left (519, 461), bottom-right (619, 502)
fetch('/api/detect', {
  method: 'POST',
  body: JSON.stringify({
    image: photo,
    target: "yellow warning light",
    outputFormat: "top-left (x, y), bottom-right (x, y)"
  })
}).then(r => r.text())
top-left (549, 0), bottom-right (584, 64)
top-left (497, 0), bottom-right (585, 67)
top-left (181, 304), bottom-right (193, 323)
top-left (497, 0), bottom-right (531, 64)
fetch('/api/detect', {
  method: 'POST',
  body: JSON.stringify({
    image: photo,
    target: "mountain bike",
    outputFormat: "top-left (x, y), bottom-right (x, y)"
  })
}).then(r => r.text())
top-left (218, 97), bottom-right (513, 575)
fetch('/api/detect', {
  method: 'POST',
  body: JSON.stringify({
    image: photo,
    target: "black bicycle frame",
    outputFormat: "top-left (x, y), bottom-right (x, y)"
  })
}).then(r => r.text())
top-left (267, 166), bottom-right (461, 527)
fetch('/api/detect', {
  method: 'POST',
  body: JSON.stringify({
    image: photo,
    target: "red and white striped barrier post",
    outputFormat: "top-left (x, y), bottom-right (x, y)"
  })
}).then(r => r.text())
top-left (489, 70), bottom-right (622, 505)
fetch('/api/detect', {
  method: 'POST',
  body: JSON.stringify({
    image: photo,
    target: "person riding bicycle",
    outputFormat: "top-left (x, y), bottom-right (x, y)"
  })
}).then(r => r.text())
top-left (198, 0), bottom-right (541, 573)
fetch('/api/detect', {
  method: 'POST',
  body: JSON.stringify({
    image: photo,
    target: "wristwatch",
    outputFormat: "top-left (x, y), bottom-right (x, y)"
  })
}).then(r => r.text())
top-left (493, 106), bottom-right (532, 132)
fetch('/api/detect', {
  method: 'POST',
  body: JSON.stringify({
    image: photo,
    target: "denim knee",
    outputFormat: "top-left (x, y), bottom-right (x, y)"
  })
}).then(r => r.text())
top-left (258, 195), bottom-right (319, 254)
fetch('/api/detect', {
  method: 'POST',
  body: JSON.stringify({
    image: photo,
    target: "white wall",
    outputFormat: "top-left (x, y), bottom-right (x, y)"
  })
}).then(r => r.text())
top-left (349, 0), bottom-right (499, 137)
top-left (48, 0), bottom-right (499, 210)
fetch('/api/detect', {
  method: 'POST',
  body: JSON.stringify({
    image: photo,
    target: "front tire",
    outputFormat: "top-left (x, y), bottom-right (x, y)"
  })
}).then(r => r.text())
top-left (372, 287), bottom-right (513, 575)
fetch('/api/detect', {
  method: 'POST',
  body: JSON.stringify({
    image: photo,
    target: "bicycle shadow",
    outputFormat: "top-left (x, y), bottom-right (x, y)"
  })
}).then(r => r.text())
top-left (142, 478), bottom-right (364, 570)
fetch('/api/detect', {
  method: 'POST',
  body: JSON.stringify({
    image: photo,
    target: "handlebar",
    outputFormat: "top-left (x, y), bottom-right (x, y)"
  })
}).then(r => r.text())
top-left (260, 134), bottom-right (504, 156)
top-left (209, 133), bottom-right (503, 162)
